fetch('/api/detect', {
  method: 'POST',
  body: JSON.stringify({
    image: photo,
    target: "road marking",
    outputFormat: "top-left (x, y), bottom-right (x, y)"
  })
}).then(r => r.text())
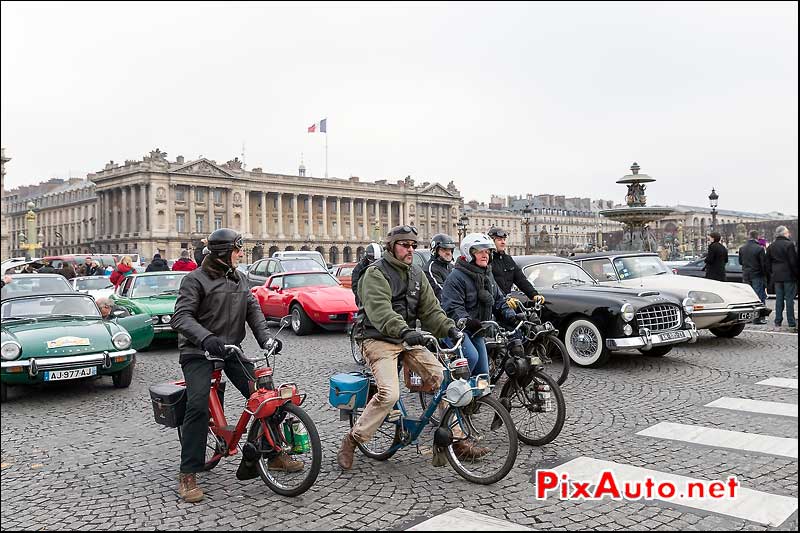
top-left (756, 378), bottom-right (798, 389)
top-left (637, 422), bottom-right (798, 458)
top-left (704, 397), bottom-right (798, 418)
top-left (406, 508), bottom-right (532, 531)
top-left (743, 329), bottom-right (799, 337)
top-left (551, 457), bottom-right (797, 526)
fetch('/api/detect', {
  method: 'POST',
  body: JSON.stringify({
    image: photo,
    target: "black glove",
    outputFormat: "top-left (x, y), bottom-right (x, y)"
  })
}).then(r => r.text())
top-left (261, 337), bottom-right (282, 354)
top-left (465, 318), bottom-right (483, 334)
top-left (202, 335), bottom-right (226, 358)
top-left (447, 327), bottom-right (463, 342)
top-left (401, 329), bottom-right (426, 347)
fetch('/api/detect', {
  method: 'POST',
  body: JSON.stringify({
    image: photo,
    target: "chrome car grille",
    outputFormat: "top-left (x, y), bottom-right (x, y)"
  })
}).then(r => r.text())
top-left (636, 304), bottom-right (681, 332)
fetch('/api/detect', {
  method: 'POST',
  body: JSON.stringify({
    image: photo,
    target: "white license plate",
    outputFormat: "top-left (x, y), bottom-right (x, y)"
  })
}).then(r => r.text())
top-left (44, 367), bottom-right (97, 381)
top-left (739, 312), bottom-right (754, 320)
top-left (659, 331), bottom-right (686, 341)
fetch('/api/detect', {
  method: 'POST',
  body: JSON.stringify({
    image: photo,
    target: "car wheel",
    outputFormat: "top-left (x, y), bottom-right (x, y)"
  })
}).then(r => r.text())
top-left (638, 345), bottom-right (673, 357)
top-left (290, 304), bottom-right (315, 336)
top-left (709, 323), bottom-right (746, 338)
top-left (563, 318), bottom-right (611, 368)
top-left (112, 358), bottom-right (135, 388)
top-left (1, 382), bottom-right (7, 403)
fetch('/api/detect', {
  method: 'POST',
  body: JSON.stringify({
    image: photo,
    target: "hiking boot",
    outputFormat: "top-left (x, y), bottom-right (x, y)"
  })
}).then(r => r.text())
top-left (452, 439), bottom-right (490, 460)
top-left (337, 432), bottom-right (358, 470)
top-left (268, 452), bottom-right (304, 472)
top-left (177, 473), bottom-right (204, 503)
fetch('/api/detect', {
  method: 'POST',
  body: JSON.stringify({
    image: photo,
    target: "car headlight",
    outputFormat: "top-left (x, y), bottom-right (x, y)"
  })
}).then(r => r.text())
top-left (1, 341), bottom-right (21, 361)
top-left (112, 332), bottom-right (132, 350)
top-left (623, 324), bottom-right (633, 336)
top-left (621, 303), bottom-right (635, 322)
top-left (688, 291), bottom-right (724, 304)
top-left (161, 314), bottom-right (172, 324)
top-left (151, 316), bottom-right (160, 324)
top-left (682, 297), bottom-right (695, 315)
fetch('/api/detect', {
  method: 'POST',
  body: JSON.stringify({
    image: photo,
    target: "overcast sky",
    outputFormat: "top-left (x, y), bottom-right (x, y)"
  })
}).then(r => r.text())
top-left (2, 1), bottom-right (797, 215)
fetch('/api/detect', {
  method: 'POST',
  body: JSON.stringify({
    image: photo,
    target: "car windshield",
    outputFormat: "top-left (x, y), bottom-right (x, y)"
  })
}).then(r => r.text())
top-left (1, 275), bottom-right (73, 299)
top-left (613, 255), bottom-right (671, 280)
top-left (281, 273), bottom-right (339, 289)
top-left (525, 262), bottom-right (595, 287)
top-left (338, 266), bottom-right (354, 277)
top-left (130, 274), bottom-right (186, 297)
top-left (277, 253), bottom-right (326, 269)
top-left (74, 277), bottom-right (114, 291)
top-left (282, 259), bottom-right (327, 272)
top-left (1, 295), bottom-right (101, 319)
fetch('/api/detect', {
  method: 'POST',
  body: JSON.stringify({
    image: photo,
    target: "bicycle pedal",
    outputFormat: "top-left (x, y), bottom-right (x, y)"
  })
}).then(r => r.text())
top-left (386, 410), bottom-right (402, 422)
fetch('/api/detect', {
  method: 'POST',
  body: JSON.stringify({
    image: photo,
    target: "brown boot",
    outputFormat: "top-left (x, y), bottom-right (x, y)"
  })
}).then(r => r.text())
top-left (177, 473), bottom-right (204, 503)
top-left (337, 432), bottom-right (358, 470)
top-left (268, 452), bottom-right (304, 472)
top-left (452, 439), bottom-right (490, 460)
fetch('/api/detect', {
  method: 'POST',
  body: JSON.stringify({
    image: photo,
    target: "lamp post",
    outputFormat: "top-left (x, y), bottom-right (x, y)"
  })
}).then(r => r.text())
top-left (19, 202), bottom-right (42, 260)
top-left (709, 188), bottom-right (719, 232)
top-left (553, 224), bottom-right (560, 254)
top-left (522, 204), bottom-right (532, 255)
top-left (456, 214), bottom-right (469, 243)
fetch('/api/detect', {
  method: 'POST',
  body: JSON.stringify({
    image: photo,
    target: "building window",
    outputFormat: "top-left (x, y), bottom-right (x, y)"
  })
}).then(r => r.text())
top-left (175, 187), bottom-right (186, 202)
top-left (195, 188), bottom-right (205, 203)
top-left (214, 215), bottom-right (223, 230)
top-left (176, 213), bottom-right (185, 233)
top-left (196, 214), bottom-right (204, 233)
top-left (213, 189), bottom-right (222, 204)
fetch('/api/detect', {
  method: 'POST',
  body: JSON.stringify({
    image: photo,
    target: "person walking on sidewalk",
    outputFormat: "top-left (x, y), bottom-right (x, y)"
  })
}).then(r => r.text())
top-left (740, 230), bottom-right (769, 324)
top-left (766, 225), bottom-right (798, 332)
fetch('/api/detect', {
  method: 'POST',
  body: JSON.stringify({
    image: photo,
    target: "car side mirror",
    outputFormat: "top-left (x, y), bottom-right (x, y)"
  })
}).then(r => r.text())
top-left (269, 285), bottom-right (280, 292)
top-left (326, 263), bottom-right (333, 270)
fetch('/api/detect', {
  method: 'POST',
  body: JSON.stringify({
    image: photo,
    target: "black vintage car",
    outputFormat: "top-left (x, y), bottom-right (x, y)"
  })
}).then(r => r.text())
top-left (510, 256), bottom-right (698, 368)
top-left (674, 254), bottom-right (744, 283)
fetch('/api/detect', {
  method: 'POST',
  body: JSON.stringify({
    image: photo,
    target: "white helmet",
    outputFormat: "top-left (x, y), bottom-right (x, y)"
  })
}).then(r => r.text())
top-left (365, 243), bottom-right (383, 261)
top-left (460, 233), bottom-right (495, 263)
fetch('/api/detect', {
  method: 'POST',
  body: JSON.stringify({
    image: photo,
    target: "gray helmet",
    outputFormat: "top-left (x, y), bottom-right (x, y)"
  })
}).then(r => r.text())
top-left (207, 228), bottom-right (243, 256)
top-left (430, 233), bottom-right (456, 255)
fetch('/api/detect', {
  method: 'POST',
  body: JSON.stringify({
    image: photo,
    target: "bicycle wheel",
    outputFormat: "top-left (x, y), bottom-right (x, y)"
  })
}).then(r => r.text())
top-left (500, 370), bottom-right (565, 446)
top-left (177, 423), bottom-right (223, 471)
top-left (533, 335), bottom-right (570, 386)
top-left (250, 403), bottom-right (322, 497)
top-left (443, 395), bottom-right (518, 485)
top-left (348, 400), bottom-right (401, 461)
top-left (418, 391), bottom-right (443, 426)
top-left (350, 325), bottom-right (365, 365)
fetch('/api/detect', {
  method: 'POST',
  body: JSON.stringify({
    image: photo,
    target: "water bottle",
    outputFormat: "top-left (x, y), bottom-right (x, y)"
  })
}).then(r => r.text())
top-left (291, 422), bottom-right (311, 454)
top-left (537, 383), bottom-right (553, 412)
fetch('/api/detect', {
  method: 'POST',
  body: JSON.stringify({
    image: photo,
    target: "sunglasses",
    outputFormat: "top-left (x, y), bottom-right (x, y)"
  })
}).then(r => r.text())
top-left (396, 241), bottom-right (418, 249)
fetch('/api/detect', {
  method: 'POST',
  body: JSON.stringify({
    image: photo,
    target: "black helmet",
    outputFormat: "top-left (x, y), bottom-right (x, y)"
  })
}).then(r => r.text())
top-left (487, 226), bottom-right (509, 239)
top-left (430, 233), bottom-right (456, 255)
top-left (385, 225), bottom-right (418, 251)
top-left (207, 228), bottom-right (244, 256)
top-left (365, 243), bottom-right (383, 261)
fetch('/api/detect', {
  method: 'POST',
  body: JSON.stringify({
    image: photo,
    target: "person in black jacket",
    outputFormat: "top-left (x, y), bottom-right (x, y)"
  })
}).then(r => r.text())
top-left (739, 230), bottom-right (769, 323)
top-left (350, 242), bottom-right (382, 307)
top-left (193, 238), bottom-right (208, 266)
top-left (170, 228), bottom-right (297, 503)
top-left (487, 227), bottom-right (544, 304)
top-left (766, 225), bottom-right (798, 330)
top-left (425, 233), bottom-right (456, 301)
top-left (145, 253), bottom-right (170, 272)
top-left (704, 232), bottom-right (728, 282)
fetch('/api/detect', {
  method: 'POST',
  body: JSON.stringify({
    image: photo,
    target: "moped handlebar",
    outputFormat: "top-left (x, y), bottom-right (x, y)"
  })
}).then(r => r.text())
top-left (401, 331), bottom-right (465, 355)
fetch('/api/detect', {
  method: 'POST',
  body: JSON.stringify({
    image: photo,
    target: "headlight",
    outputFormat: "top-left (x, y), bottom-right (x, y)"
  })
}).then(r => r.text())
top-left (688, 291), bottom-right (724, 304)
top-left (112, 332), bottom-right (132, 350)
top-left (1, 341), bottom-right (21, 361)
top-left (151, 316), bottom-right (160, 324)
top-left (623, 324), bottom-right (633, 336)
top-left (682, 297), bottom-right (695, 315)
top-left (161, 314), bottom-right (172, 324)
top-left (621, 303), bottom-right (635, 322)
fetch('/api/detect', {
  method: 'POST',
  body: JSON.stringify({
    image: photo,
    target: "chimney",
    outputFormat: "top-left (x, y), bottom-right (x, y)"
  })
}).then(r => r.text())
top-left (176, 155), bottom-right (185, 164)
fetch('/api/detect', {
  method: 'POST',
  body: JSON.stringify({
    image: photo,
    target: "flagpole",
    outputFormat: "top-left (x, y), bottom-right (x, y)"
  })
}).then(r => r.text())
top-left (324, 130), bottom-right (328, 178)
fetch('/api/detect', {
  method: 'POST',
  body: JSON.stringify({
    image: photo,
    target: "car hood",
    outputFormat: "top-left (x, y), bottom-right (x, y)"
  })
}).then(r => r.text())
top-left (288, 286), bottom-right (357, 310)
top-left (609, 275), bottom-right (759, 303)
top-left (542, 283), bottom-right (679, 306)
top-left (126, 296), bottom-right (178, 314)
top-left (2, 319), bottom-right (119, 358)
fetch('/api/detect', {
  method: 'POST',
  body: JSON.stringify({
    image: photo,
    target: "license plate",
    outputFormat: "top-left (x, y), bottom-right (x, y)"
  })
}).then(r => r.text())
top-left (44, 367), bottom-right (97, 381)
top-left (739, 312), bottom-right (753, 321)
top-left (659, 331), bottom-right (686, 341)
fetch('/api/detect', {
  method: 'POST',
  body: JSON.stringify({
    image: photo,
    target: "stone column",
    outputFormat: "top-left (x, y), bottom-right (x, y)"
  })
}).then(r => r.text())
top-left (321, 195), bottom-right (329, 239)
top-left (111, 188), bottom-right (119, 237)
top-left (96, 192), bottom-right (104, 238)
top-left (335, 197), bottom-right (343, 239)
top-left (139, 184), bottom-right (147, 232)
top-left (361, 199), bottom-right (369, 240)
top-left (349, 198), bottom-right (356, 240)
top-left (387, 200), bottom-right (393, 229)
top-left (307, 194), bottom-right (315, 239)
top-left (277, 193), bottom-right (285, 239)
top-left (292, 194), bottom-right (300, 239)
top-left (166, 184), bottom-right (174, 236)
top-left (242, 190), bottom-right (250, 235)
top-left (121, 187), bottom-right (129, 236)
top-left (225, 188), bottom-right (233, 227)
top-left (260, 192), bottom-right (268, 238)
top-left (188, 186), bottom-right (196, 235)
top-left (207, 186), bottom-right (214, 233)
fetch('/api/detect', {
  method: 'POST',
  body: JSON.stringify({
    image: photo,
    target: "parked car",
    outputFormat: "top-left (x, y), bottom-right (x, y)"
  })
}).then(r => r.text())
top-left (111, 272), bottom-right (187, 343)
top-left (71, 275), bottom-right (115, 300)
top-left (0, 292), bottom-right (154, 402)
top-left (674, 254), bottom-right (743, 283)
top-left (42, 254), bottom-right (118, 271)
top-left (573, 252), bottom-right (769, 338)
top-left (333, 262), bottom-right (358, 289)
top-left (412, 249), bottom-right (432, 269)
top-left (2, 274), bottom-right (74, 299)
top-left (245, 257), bottom-right (329, 289)
top-left (511, 255), bottom-right (697, 367)
top-left (271, 250), bottom-right (330, 271)
top-left (2, 257), bottom-right (42, 274)
top-left (250, 271), bottom-right (357, 336)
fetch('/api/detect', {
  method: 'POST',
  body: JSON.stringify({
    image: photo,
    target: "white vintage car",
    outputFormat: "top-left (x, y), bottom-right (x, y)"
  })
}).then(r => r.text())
top-left (575, 252), bottom-right (770, 338)
top-left (71, 275), bottom-right (115, 300)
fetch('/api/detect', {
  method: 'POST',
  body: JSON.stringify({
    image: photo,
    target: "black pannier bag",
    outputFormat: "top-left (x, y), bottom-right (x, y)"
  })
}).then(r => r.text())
top-left (149, 381), bottom-right (227, 428)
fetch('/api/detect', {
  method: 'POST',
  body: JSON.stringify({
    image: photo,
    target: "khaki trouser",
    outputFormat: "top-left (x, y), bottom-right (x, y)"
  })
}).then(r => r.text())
top-left (351, 339), bottom-right (444, 444)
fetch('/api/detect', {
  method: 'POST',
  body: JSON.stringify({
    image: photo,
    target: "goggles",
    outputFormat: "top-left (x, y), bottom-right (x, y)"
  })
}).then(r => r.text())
top-left (389, 225), bottom-right (418, 236)
top-left (489, 230), bottom-right (509, 238)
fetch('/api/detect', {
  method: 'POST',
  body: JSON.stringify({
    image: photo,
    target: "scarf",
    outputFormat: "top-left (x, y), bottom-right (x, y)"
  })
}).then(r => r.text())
top-left (201, 254), bottom-right (240, 282)
top-left (454, 257), bottom-right (494, 321)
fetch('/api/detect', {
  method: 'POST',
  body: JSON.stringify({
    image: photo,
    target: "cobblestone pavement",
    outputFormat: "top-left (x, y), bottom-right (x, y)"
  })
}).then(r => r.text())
top-left (1, 317), bottom-right (797, 531)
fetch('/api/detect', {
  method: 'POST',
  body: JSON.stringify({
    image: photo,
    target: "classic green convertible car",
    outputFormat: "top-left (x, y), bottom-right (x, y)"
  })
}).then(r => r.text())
top-left (111, 272), bottom-right (187, 344)
top-left (1, 293), bottom-right (154, 402)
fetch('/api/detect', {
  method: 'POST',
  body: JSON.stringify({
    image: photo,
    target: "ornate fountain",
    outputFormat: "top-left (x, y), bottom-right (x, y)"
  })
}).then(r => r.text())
top-left (600, 162), bottom-right (674, 252)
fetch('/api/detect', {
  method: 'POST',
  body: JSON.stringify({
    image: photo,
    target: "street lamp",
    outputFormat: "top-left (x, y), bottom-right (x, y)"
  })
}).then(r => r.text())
top-left (553, 224), bottom-right (560, 254)
top-left (456, 214), bottom-right (469, 242)
top-left (708, 188), bottom-right (719, 232)
top-left (522, 204), bottom-right (532, 255)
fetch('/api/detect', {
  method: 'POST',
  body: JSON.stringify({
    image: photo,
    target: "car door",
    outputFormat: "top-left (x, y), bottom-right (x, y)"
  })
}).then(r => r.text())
top-left (678, 259), bottom-right (706, 278)
top-left (262, 275), bottom-right (285, 318)
top-left (727, 255), bottom-right (743, 283)
top-left (116, 314), bottom-right (155, 350)
top-left (247, 260), bottom-right (268, 288)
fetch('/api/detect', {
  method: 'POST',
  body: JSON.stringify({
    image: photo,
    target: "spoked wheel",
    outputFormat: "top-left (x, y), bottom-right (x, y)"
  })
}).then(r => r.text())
top-left (418, 391), bottom-right (442, 426)
top-left (250, 403), bottom-right (322, 497)
top-left (531, 335), bottom-right (569, 386)
top-left (442, 395), bottom-right (518, 485)
top-left (500, 370), bottom-right (565, 446)
top-left (349, 386), bottom-right (401, 460)
top-left (564, 318), bottom-right (611, 368)
top-left (350, 325), bottom-right (365, 365)
top-left (177, 423), bottom-right (224, 471)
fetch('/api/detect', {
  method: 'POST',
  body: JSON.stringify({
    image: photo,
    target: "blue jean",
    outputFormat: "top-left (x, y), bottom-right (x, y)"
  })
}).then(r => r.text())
top-left (748, 275), bottom-right (767, 305)
top-left (444, 332), bottom-right (489, 376)
top-left (774, 282), bottom-right (797, 327)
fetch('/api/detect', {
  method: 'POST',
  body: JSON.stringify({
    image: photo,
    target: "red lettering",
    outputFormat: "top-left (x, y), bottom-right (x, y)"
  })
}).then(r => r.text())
top-left (535, 470), bottom-right (558, 499)
top-left (593, 471), bottom-right (621, 499)
top-left (657, 482), bottom-right (676, 499)
top-left (687, 481), bottom-right (704, 498)
top-left (561, 474), bottom-right (569, 498)
top-left (708, 481), bottom-right (724, 498)
top-left (624, 481), bottom-right (642, 499)
top-left (644, 477), bottom-right (656, 499)
top-left (571, 481), bottom-right (591, 499)
top-left (727, 476), bottom-right (739, 497)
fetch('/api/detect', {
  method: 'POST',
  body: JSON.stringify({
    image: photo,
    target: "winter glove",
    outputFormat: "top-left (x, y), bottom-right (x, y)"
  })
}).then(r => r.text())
top-left (465, 318), bottom-right (483, 334)
top-left (447, 327), bottom-right (464, 343)
top-left (202, 335), bottom-right (227, 358)
top-left (261, 337), bottom-right (283, 354)
top-left (401, 329), bottom-right (426, 347)
top-left (533, 295), bottom-right (546, 305)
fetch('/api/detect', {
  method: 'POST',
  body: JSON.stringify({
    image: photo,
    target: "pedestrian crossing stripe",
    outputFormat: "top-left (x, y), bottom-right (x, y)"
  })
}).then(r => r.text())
top-left (637, 422), bottom-right (798, 459)
top-left (550, 457), bottom-right (797, 526)
top-left (405, 508), bottom-right (532, 531)
top-left (704, 397), bottom-right (798, 418)
top-left (755, 378), bottom-right (798, 389)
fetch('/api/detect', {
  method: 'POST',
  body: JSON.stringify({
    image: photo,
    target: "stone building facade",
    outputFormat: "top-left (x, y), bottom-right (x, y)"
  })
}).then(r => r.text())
top-left (1, 148), bottom-right (9, 263)
top-left (460, 205), bottom-right (526, 255)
